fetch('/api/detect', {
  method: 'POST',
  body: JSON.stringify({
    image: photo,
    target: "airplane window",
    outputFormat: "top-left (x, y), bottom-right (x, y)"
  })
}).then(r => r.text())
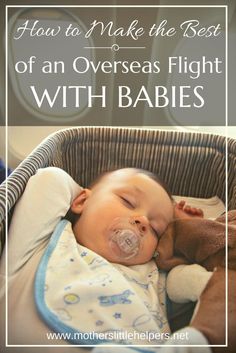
top-left (165, 34), bottom-right (225, 128)
top-left (8, 8), bottom-right (94, 123)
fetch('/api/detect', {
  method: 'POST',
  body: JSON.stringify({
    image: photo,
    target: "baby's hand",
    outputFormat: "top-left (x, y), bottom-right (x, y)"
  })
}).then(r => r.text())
top-left (174, 200), bottom-right (204, 219)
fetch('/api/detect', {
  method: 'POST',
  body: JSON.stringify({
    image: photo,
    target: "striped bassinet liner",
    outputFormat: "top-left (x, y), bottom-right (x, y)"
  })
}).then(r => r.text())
top-left (0, 127), bottom-right (235, 255)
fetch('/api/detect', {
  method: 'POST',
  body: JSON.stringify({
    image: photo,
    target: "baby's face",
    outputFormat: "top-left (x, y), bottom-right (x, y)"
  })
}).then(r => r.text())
top-left (72, 169), bottom-right (173, 265)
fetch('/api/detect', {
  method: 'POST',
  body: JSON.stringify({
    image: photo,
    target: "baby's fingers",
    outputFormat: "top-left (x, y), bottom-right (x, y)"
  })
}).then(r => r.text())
top-left (184, 205), bottom-right (204, 217)
top-left (176, 200), bottom-right (186, 209)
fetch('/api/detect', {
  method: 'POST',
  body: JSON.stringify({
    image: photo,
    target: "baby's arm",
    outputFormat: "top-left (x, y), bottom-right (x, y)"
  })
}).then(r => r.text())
top-left (6, 167), bottom-right (81, 275)
top-left (166, 264), bottom-right (213, 303)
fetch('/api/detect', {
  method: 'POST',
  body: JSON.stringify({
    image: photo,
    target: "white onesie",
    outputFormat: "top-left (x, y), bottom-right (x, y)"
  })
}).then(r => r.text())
top-left (35, 219), bottom-right (170, 345)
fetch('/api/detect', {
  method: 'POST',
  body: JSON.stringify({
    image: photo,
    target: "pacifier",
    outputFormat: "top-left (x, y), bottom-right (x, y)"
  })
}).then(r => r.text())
top-left (108, 218), bottom-right (141, 260)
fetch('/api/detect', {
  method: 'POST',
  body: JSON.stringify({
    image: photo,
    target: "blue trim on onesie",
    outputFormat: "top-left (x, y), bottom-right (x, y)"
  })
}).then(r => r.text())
top-left (34, 219), bottom-right (159, 351)
top-left (35, 219), bottom-right (109, 345)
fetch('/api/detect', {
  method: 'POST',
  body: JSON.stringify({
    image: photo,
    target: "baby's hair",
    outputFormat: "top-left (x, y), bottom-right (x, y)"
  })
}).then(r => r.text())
top-left (133, 168), bottom-right (173, 201)
top-left (89, 168), bottom-right (173, 201)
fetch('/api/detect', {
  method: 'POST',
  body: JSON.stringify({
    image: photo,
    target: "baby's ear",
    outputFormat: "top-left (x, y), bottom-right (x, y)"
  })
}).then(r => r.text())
top-left (71, 189), bottom-right (91, 214)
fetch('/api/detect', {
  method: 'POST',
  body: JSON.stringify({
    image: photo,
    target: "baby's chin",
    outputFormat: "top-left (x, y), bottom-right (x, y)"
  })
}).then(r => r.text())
top-left (109, 255), bottom-right (153, 266)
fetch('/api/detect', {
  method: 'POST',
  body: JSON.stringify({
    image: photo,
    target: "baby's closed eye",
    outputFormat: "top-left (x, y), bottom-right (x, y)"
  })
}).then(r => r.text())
top-left (119, 195), bottom-right (136, 209)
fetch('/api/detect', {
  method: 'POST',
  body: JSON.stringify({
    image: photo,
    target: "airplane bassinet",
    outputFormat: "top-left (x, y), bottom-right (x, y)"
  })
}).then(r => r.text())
top-left (0, 127), bottom-right (235, 254)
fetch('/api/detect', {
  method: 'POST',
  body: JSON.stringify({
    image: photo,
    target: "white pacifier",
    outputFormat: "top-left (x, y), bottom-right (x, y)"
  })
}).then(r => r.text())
top-left (108, 218), bottom-right (141, 260)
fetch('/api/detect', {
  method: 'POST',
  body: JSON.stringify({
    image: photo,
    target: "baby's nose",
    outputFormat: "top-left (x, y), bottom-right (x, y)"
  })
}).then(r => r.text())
top-left (132, 216), bottom-right (149, 233)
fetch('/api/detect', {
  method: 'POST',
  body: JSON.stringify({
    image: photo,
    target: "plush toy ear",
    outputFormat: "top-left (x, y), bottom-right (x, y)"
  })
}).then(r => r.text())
top-left (71, 189), bottom-right (91, 214)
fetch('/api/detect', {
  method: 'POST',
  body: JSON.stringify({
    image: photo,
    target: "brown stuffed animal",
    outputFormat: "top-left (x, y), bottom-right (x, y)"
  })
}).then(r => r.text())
top-left (191, 267), bottom-right (236, 353)
top-left (155, 210), bottom-right (236, 271)
top-left (155, 210), bottom-right (236, 351)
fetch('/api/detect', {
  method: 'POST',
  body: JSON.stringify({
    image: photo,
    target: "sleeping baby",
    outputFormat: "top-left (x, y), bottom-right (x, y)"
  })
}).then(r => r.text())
top-left (0, 167), bottom-right (214, 349)
top-left (35, 167), bottom-right (176, 345)
top-left (36, 167), bottom-right (214, 345)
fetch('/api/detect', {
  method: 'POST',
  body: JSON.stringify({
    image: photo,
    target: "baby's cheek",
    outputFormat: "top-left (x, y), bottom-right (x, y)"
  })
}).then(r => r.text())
top-left (143, 242), bottom-right (158, 261)
top-left (151, 239), bottom-right (159, 257)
